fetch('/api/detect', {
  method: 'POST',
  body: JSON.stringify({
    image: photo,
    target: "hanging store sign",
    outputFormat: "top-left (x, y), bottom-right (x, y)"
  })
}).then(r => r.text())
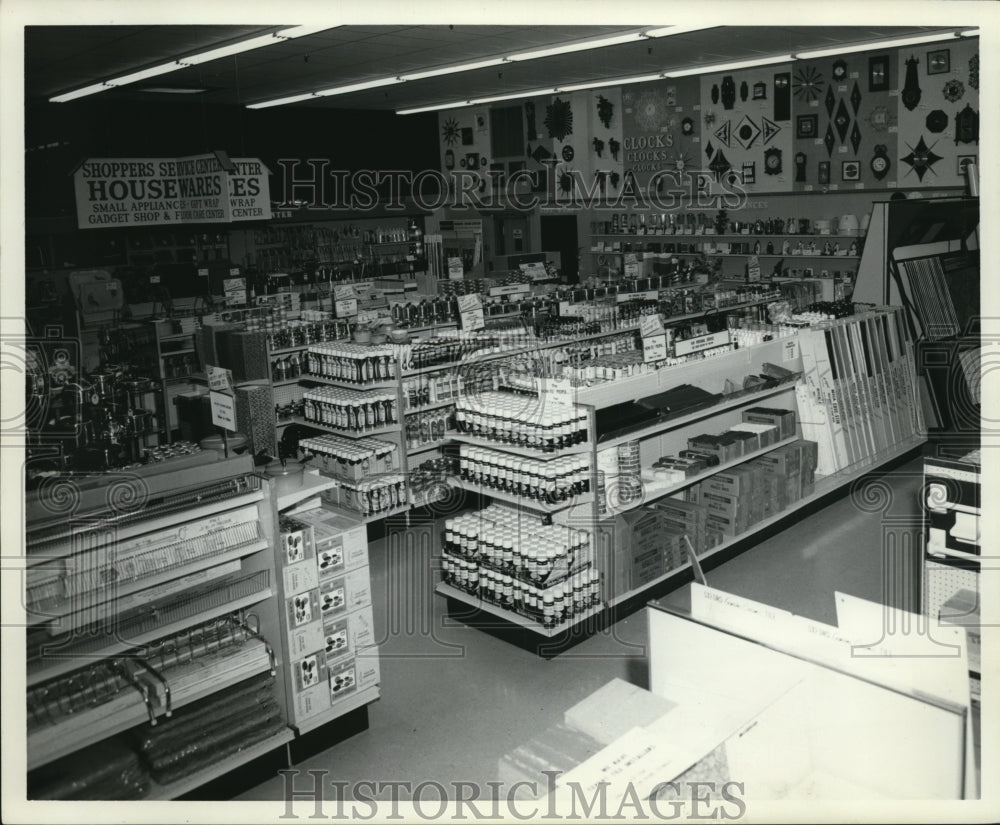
top-left (73, 154), bottom-right (272, 229)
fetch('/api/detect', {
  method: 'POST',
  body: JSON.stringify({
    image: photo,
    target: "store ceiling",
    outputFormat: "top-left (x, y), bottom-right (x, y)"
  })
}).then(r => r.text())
top-left (25, 24), bottom-right (959, 111)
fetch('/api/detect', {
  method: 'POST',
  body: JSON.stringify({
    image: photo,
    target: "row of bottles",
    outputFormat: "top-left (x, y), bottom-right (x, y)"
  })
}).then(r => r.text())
top-left (340, 474), bottom-right (407, 517)
top-left (299, 434), bottom-right (398, 468)
top-left (405, 408), bottom-right (453, 449)
top-left (457, 446), bottom-right (591, 504)
top-left (305, 343), bottom-right (396, 383)
top-left (402, 372), bottom-right (461, 410)
top-left (455, 392), bottom-right (588, 451)
top-left (443, 511), bottom-right (591, 585)
top-left (302, 388), bottom-right (399, 431)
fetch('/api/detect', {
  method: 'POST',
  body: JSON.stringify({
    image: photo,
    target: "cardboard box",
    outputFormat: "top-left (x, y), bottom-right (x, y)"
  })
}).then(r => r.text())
top-left (290, 507), bottom-right (369, 577)
top-left (319, 565), bottom-right (372, 619)
top-left (292, 649), bottom-right (331, 721)
top-left (743, 407), bottom-right (797, 439)
top-left (322, 604), bottom-right (376, 662)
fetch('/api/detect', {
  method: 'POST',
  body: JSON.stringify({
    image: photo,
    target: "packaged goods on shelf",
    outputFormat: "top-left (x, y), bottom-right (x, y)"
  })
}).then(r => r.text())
top-left (29, 738), bottom-right (149, 800)
top-left (321, 474), bottom-right (407, 517)
top-left (458, 445), bottom-right (591, 505)
top-left (305, 342), bottom-right (396, 383)
top-left (299, 434), bottom-right (399, 481)
top-left (405, 408), bottom-right (454, 449)
top-left (302, 388), bottom-right (398, 431)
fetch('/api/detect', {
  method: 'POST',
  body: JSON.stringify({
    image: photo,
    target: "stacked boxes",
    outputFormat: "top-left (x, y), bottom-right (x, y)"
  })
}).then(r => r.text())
top-left (277, 506), bottom-right (379, 729)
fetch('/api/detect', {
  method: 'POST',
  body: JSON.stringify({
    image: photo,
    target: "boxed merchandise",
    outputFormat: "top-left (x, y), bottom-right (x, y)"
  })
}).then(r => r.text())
top-left (322, 604), bottom-right (376, 662)
top-left (607, 510), bottom-right (666, 595)
top-left (728, 429), bottom-right (760, 454)
top-left (743, 407), bottom-right (797, 439)
top-left (279, 518), bottom-right (319, 596)
top-left (286, 590), bottom-right (326, 659)
top-left (729, 422), bottom-right (780, 448)
top-left (290, 507), bottom-right (369, 578)
top-left (679, 449), bottom-right (720, 468)
top-left (329, 647), bottom-right (381, 706)
top-left (292, 649), bottom-right (331, 721)
top-left (653, 498), bottom-right (708, 552)
top-left (319, 566), bottom-right (372, 619)
top-left (653, 457), bottom-right (703, 477)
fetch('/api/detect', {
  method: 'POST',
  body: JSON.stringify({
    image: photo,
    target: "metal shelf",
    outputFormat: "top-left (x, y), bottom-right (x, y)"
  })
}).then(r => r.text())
top-left (300, 374), bottom-right (398, 390)
top-left (437, 583), bottom-right (605, 637)
top-left (297, 419), bottom-right (401, 439)
top-left (450, 433), bottom-right (591, 459)
top-left (404, 400), bottom-right (456, 415)
top-left (450, 479), bottom-right (593, 515)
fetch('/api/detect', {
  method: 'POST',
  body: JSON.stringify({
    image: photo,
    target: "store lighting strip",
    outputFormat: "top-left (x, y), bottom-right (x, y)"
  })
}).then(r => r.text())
top-left (248, 25), bottom-right (719, 109)
top-left (49, 26), bottom-right (337, 103)
top-left (395, 27), bottom-right (974, 115)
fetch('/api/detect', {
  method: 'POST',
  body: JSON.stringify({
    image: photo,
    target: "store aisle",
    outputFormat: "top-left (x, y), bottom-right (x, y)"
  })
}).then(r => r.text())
top-left (237, 459), bottom-right (923, 802)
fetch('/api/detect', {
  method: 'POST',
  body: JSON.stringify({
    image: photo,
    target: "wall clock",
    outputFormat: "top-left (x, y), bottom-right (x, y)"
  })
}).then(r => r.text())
top-left (969, 53), bottom-right (979, 89)
top-left (597, 96), bottom-right (614, 129)
top-left (442, 118), bottom-right (460, 146)
top-left (792, 66), bottom-right (824, 101)
top-left (562, 145), bottom-right (575, 162)
top-left (795, 152), bottom-right (807, 183)
top-left (901, 56), bottom-right (921, 111)
top-left (753, 82), bottom-right (767, 100)
top-left (870, 144), bottom-right (891, 180)
top-left (925, 109), bottom-right (948, 134)
top-left (681, 117), bottom-right (694, 136)
top-left (742, 161), bottom-right (756, 185)
top-left (943, 79), bottom-right (965, 103)
top-left (832, 59), bottom-right (848, 83)
top-left (954, 104), bottom-right (979, 145)
top-left (764, 147), bottom-right (783, 175)
top-left (901, 136), bottom-right (942, 181)
top-left (740, 80), bottom-right (749, 102)
top-left (544, 98), bottom-right (574, 141)
top-left (721, 76), bottom-right (737, 110)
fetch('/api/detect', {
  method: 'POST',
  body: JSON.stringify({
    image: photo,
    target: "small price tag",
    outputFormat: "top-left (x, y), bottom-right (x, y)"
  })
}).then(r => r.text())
top-left (830, 184), bottom-right (840, 191)
top-left (335, 298), bottom-right (358, 317)
top-left (229, 267), bottom-right (240, 276)
top-left (197, 268), bottom-right (209, 277)
top-left (838, 145), bottom-right (848, 154)
top-left (149, 275), bottom-right (161, 284)
top-left (855, 183), bottom-right (865, 190)
top-left (809, 99), bottom-right (819, 107)
top-left (334, 284), bottom-right (357, 301)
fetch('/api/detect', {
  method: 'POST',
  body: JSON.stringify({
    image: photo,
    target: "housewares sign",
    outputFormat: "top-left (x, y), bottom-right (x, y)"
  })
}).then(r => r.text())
top-left (74, 154), bottom-right (271, 229)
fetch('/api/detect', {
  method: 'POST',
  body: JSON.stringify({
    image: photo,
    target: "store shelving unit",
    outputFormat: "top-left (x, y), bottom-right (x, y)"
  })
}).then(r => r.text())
top-left (24, 455), bottom-right (292, 798)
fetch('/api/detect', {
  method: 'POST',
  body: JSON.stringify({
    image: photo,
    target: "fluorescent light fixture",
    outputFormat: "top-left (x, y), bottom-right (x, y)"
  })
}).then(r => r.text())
top-left (247, 92), bottom-right (320, 109)
top-left (506, 32), bottom-right (647, 61)
top-left (400, 57), bottom-right (508, 82)
top-left (958, 28), bottom-right (980, 37)
top-left (50, 25), bottom-right (339, 103)
top-left (643, 25), bottom-right (720, 38)
top-left (664, 54), bottom-right (794, 77)
top-left (470, 87), bottom-right (559, 105)
top-left (314, 77), bottom-right (403, 97)
top-left (793, 31), bottom-right (965, 59)
top-left (139, 86), bottom-right (207, 94)
top-left (396, 100), bottom-right (475, 116)
top-left (556, 74), bottom-right (662, 92)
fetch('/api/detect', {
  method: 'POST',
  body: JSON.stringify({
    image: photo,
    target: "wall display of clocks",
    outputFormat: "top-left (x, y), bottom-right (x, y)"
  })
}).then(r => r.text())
top-left (442, 118), bottom-right (460, 146)
top-left (870, 144), bottom-right (891, 180)
top-left (764, 147), bottom-right (783, 175)
top-left (797, 114), bottom-right (818, 139)
top-left (741, 161), bottom-right (756, 185)
top-left (597, 95), bottom-right (614, 129)
top-left (868, 55), bottom-right (890, 92)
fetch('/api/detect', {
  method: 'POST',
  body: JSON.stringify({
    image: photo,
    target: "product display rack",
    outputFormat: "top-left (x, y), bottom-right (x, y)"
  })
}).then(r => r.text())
top-left (435, 327), bottom-right (926, 655)
top-left (24, 455), bottom-right (293, 798)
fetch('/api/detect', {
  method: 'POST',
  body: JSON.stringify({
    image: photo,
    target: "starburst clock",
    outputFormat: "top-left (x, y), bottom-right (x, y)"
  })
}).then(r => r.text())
top-left (792, 66), bottom-right (824, 102)
top-left (442, 118), bottom-right (460, 146)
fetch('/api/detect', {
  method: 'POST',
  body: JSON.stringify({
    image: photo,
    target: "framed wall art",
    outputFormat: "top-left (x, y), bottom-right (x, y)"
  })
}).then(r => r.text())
top-left (842, 160), bottom-right (861, 181)
top-left (796, 114), bottom-right (819, 139)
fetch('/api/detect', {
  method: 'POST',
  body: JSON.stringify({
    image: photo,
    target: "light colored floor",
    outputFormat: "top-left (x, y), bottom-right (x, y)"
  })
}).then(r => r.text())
top-left (237, 460), bottom-right (925, 802)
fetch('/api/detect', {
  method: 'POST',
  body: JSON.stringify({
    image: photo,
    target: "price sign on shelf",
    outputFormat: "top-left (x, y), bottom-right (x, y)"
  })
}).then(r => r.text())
top-left (223, 277), bottom-right (246, 307)
top-left (543, 377), bottom-right (576, 411)
top-left (624, 261), bottom-right (641, 279)
top-left (209, 391), bottom-right (237, 431)
top-left (447, 256), bottom-right (465, 280)
top-left (457, 293), bottom-right (485, 331)
top-left (640, 313), bottom-right (665, 338)
top-left (642, 333), bottom-right (669, 363)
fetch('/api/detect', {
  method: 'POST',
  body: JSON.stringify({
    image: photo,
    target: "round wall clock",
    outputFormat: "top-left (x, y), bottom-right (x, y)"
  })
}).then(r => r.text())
top-left (832, 60), bottom-right (848, 82)
top-left (870, 144), bottom-right (891, 180)
top-left (764, 147), bottom-right (783, 175)
top-left (681, 117), bottom-right (694, 136)
top-left (562, 145), bottom-right (575, 162)
top-left (943, 79), bottom-right (965, 103)
top-left (925, 110), bottom-right (948, 134)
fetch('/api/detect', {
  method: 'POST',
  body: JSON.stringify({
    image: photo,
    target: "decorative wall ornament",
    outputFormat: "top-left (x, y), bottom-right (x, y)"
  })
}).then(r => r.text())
top-left (793, 66), bottom-right (824, 101)
top-left (544, 98), bottom-right (573, 141)
top-left (764, 147), bottom-right (782, 175)
top-left (926, 49), bottom-right (950, 75)
top-left (681, 117), bottom-right (695, 136)
top-left (709, 149), bottom-right (732, 180)
top-left (761, 116), bottom-right (781, 144)
top-left (596, 95), bottom-right (614, 129)
top-left (608, 137), bottom-right (621, 161)
top-left (753, 82), bottom-right (767, 100)
top-left (795, 152), bottom-right (807, 183)
top-left (842, 160), bottom-right (860, 181)
top-left (901, 56), bottom-right (921, 111)
top-left (593, 137), bottom-right (605, 158)
top-left (968, 53), bottom-right (979, 89)
top-left (734, 116), bottom-right (761, 150)
top-left (824, 124), bottom-right (836, 157)
top-left (900, 136), bottom-right (943, 181)
top-left (796, 114), bottom-right (818, 139)
top-left (711, 84), bottom-right (720, 104)
top-left (628, 88), bottom-right (674, 131)
top-left (954, 104), bottom-right (979, 144)
top-left (870, 144), bottom-right (891, 180)
top-left (943, 79), bottom-right (966, 103)
top-left (834, 98), bottom-right (851, 143)
top-left (818, 161), bottom-right (831, 184)
top-left (825, 85), bottom-right (836, 117)
top-left (865, 105), bottom-right (895, 133)
top-left (705, 141), bottom-right (714, 159)
top-left (742, 161), bottom-right (756, 184)
top-left (832, 59), bottom-right (848, 82)
top-left (721, 75), bottom-right (737, 109)
top-left (714, 121), bottom-right (732, 148)
top-left (850, 82), bottom-right (863, 115)
top-left (850, 122), bottom-right (862, 155)
top-left (739, 80), bottom-right (749, 102)
top-left (561, 145), bottom-right (575, 162)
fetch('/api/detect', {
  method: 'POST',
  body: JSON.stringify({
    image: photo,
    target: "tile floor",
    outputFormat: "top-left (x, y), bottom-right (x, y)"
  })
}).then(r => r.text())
top-left (238, 460), bottom-right (927, 801)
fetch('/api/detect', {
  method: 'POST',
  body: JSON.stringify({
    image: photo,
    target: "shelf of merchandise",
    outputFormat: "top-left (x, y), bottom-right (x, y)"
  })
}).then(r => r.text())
top-left (450, 479), bottom-right (594, 515)
top-left (404, 399), bottom-right (457, 415)
top-left (300, 374), bottom-right (398, 390)
top-left (145, 728), bottom-right (295, 800)
top-left (604, 436), bottom-right (925, 610)
top-left (297, 419), bottom-right (402, 439)
top-left (437, 583), bottom-right (606, 637)
top-left (406, 439), bottom-right (454, 458)
top-left (276, 470), bottom-right (340, 511)
top-left (25, 456), bottom-right (295, 795)
top-left (590, 232), bottom-right (864, 241)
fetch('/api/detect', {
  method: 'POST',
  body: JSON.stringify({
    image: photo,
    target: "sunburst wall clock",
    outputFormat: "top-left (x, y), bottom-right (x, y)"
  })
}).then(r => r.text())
top-left (544, 97), bottom-right (574, 142)
top-left (792, 66), bottom-right (824, 101)
top-left (442, 118), bottom-right (460, 146)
